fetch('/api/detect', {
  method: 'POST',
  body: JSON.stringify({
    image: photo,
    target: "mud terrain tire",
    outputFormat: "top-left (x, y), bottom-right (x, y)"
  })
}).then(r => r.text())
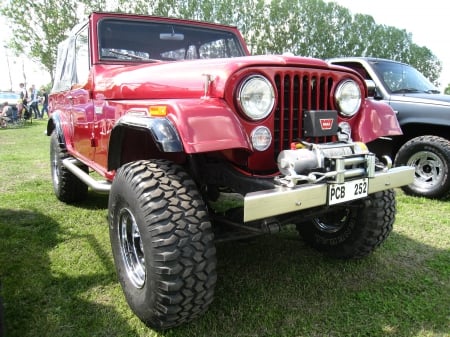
top-left (297, 189), bottom-right (396, 259)
top-left (108, 159), bottom-right (217, 330)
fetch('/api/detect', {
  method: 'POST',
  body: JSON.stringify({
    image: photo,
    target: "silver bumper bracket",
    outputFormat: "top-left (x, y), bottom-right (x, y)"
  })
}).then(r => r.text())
top-left (243, 166), bottom-right (415, 222)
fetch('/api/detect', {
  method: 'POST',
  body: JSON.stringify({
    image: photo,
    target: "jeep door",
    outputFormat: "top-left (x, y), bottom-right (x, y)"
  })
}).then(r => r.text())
top-left (70, 26), bottom-right (96, 162)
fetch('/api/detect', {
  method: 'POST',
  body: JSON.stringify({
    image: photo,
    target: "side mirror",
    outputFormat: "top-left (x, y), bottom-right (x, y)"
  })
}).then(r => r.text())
top-left (365, 79), bottom-right (382, 99)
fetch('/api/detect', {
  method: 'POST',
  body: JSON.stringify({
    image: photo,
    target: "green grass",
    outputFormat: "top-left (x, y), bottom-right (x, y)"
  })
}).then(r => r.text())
top-left (0, 121), bottom-right (449, 337)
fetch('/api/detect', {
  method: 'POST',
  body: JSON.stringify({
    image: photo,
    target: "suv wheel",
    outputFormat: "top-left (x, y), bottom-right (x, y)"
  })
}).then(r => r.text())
top-left (50, 132), bottom-right (88, 202)
top-left (394, 135), bottom-right (450, 199)
top-left (296, 190), bottom-right (396, 259)
top-left (108, 159), bottom-right (217, 330)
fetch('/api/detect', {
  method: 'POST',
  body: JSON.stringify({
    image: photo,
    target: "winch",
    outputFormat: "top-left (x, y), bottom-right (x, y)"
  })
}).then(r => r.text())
top-left (276, 141), bottom-right (376, 187)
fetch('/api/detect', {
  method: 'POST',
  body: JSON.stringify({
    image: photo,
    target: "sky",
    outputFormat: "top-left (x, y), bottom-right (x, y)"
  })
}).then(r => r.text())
top-left (0, 15), bottom-right (51, 92)
top-left (1, 1), bottom-right (449, 91)
top-left (325, 0), bottom-right (449, 91)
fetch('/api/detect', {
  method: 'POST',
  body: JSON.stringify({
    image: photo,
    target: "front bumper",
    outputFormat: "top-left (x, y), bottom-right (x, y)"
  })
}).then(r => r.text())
top-left (243, 166), bottom-right (414, 222)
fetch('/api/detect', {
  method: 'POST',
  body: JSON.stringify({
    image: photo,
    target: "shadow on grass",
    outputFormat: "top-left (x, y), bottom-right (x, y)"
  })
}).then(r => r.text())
top-left (0, 208), bottom-right (139, 337)
top-left (75, 191), bottom-right (110, 210)
top-left (166, 230), bottom-right (449, 337)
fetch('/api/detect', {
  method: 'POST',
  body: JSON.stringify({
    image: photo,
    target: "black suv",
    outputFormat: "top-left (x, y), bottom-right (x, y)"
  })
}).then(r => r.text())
top-left (329, 57), bottom-right (450, 199)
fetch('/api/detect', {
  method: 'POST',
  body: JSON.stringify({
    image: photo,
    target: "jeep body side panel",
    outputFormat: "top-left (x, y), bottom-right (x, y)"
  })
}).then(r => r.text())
top-left (164, 98), bottom-right (251, 153)
top-left (51, 97), bottom-right (252, 178)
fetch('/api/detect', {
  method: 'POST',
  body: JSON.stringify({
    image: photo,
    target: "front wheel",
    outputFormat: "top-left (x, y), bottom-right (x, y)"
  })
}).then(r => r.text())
top-left (394, 135), bottom-right (450, 199)
top-left (108, 159), bottom-right (217, 330)
top-left (296, 189), bottom-right (396, 259)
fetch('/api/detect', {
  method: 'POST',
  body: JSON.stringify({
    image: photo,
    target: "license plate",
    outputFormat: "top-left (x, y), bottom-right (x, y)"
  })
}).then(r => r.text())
top-left (328, 178), bottom-right (368, 205)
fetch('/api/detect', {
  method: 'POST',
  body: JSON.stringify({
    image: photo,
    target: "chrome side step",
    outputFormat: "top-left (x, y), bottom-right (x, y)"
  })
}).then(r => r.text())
top-left (62, 158), bottom-right (111, 193)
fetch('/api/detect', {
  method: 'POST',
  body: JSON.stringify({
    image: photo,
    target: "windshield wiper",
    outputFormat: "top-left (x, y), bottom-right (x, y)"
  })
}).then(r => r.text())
top-left (391, 88), bottom-right (421, 94)
top-left (107, 50), bottom-right (162, 62)
top-left (424, 89), bottom-right (441, 94)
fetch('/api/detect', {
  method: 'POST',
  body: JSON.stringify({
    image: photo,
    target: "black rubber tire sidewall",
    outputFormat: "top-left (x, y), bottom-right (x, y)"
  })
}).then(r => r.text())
top-left (394, 135), bottom-right (450, 199)
top-left (50, 132), bottom-right (88, 203)
top-left (108, 159), bottom-right (217, 330)
top-left (297, 189), bottom-right (396, 259)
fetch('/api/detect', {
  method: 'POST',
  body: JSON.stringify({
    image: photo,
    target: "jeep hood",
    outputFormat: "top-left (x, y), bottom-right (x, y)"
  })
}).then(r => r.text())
top-left (92, 55), bottom-right (330, 100)
top-left (390, 92), bottom-right (450, 107)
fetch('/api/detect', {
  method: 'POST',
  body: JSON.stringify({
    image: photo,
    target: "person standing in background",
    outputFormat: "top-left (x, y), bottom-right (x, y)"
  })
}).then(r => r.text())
top-left (18, 83), bottom-right (27, 119)
top-left (29, 85), bottom-right (40, 119)
top-left (40, 88), bottom-right (49, 119)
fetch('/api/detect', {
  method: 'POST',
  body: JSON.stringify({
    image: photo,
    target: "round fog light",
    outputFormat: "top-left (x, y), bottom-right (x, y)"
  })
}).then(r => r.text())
top-left (251, 126), bottom-right (272, 151)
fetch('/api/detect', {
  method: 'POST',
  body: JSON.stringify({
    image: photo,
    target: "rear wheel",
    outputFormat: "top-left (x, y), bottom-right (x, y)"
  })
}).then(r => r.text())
top-left (108, 159), bottom-right (217, 330)
top-left (296, 189), bottom-right (396, 259)
top-left (50, 132), bottom-right (88, 202)
top-left (394, 135), bottom-right (450, 199)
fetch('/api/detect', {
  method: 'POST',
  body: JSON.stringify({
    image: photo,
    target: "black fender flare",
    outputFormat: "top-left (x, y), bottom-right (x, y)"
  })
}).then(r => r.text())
top-left (46, 112), bottom-right (66, 147)
top-left (108, 115), bottom-right (183, 170)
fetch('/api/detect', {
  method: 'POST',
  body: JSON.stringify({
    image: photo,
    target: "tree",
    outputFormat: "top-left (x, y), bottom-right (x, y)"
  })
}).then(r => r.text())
top-left (0, 0), bottom-right (80, 85)
top-left (444, 84), bottom-right (450, 95)
top-left (315, 2), bottom-right (442, 84)
top-left (0, 0), bottom-right (443, 88)
top-left (408, 44), bottom-right (442, 86)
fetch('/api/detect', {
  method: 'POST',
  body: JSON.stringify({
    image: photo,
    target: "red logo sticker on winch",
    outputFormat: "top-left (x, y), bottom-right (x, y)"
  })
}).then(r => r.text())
top-left (319, 119), bottom-right (333, 130)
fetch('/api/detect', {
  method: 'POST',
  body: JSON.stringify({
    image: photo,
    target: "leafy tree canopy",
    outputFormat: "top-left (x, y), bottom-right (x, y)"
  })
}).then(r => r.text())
top-left (0, 0), bottom-right (81, 85)
top-left (0, 0), bottom-right (443, 88)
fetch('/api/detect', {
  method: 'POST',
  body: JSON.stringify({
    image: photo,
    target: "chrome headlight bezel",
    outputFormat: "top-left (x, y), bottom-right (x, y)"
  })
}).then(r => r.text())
top-left (335, 80), bottom-right (361, 117)
top-left (237, 75), bottom-right (275, 121)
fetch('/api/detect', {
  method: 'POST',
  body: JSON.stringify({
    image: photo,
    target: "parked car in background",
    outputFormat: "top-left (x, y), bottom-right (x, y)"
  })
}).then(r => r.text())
top-left (47, 13), bottom-right (414, 330)
top-left (328, 57), bottom-right (450, 199)
top-left (0, 91), bottom-right (20, 108)
top-left (0, 91), bottom-right (20, 123)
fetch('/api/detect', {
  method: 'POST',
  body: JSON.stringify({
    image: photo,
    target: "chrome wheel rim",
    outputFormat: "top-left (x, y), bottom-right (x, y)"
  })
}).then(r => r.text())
top-left (407, 151), bottom-right (445, 190)
top-left (118, 208), bottom-right (146, 288)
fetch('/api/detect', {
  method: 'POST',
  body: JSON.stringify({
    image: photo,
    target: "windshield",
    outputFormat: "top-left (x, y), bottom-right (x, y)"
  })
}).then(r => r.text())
top-left (98, 19), bottom-right (246, 62)
top-left (371, 60), bottom-right (439, 94)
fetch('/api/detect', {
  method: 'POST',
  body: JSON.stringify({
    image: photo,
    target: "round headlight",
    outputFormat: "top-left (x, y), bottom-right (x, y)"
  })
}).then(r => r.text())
top-left (238, 75), bottom-right (275, 120)
top-left (335, 80), bottom-right (361, 117)
top-left (251, 126), bottom-right (272, 151)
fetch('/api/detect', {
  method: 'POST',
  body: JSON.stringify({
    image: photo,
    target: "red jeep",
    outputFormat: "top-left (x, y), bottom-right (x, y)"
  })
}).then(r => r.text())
top-left (47, 12), bottom-right (414, 330)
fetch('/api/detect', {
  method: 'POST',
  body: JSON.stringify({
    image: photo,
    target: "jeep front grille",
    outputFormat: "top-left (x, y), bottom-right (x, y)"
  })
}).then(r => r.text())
top-left (273, 71), bottom-right (334, 158)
